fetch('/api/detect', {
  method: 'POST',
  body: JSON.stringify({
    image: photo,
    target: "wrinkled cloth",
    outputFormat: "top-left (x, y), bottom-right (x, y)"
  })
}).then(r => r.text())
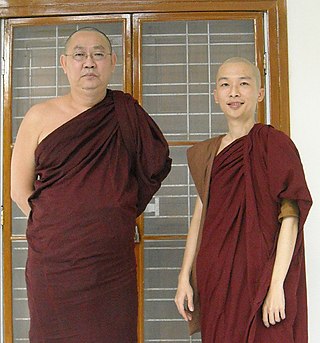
top-left (26, 89), bottom-right (171, 343)
top-left (188, 123), bottom-right (312, 342)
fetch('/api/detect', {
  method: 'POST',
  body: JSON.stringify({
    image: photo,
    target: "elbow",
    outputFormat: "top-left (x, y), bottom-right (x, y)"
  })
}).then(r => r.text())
top-left (10, 187), bottom-right (19, 204)
top-left (10, 186), bottom-right (29, 206)
top-left (10, 187), bottom-right (32, 217)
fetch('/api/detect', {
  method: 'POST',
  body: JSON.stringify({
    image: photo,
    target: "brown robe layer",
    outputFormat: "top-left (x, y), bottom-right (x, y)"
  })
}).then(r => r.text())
top-left (26, 89), bottom-right (171, 343)
top-left (187, 123), bottom-right (312, 342)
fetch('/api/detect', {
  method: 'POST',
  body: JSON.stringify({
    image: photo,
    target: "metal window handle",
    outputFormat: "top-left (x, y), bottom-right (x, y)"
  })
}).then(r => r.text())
top-left (144, 197), bottom-right (160, 216)
top-left (134, 225), bottom-right (140, 244)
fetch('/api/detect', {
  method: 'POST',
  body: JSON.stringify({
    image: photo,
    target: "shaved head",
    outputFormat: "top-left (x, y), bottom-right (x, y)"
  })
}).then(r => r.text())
top-left (217, 57), bottom-right (262, 88)
top-left (65, 27), bottom-right (112, 53)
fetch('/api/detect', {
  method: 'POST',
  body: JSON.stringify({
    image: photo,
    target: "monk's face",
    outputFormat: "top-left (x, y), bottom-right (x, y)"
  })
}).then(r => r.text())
top-left (60, 30), bottom-right (117, 94)
top-left (213, 62), bottom-right (265, 123)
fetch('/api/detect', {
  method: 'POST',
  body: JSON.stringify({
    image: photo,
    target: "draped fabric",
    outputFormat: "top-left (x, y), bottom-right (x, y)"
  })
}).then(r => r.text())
top-left (26, 89), bottom-right (171, 343)
top-left (188, 123), bottom-right (312, 343)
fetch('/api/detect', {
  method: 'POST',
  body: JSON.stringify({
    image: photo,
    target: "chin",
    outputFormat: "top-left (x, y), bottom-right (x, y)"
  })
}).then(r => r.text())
top-left (81, 83), bottom-right (100, 90)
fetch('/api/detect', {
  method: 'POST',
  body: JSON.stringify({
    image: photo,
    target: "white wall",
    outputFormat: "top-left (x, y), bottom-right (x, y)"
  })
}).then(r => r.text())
top-left (287, 1), bottom-right (320, 342)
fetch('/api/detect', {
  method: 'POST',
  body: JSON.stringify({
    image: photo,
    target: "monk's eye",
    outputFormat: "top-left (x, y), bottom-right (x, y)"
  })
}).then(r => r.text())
top-left (92, 52), bottom-right (106, 60)
top-left (73, 52), bottom-right (86, 60)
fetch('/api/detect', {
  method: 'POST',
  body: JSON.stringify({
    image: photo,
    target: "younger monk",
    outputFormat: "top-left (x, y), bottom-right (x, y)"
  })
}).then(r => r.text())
top-left (11, 27), bottom-right (171, 343)
top-left (175, 57), bottom-right (312, 342)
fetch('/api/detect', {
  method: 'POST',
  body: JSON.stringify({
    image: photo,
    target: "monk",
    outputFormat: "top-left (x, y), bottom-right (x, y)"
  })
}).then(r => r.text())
top-left (175, 57), bottom-right (312, 342)
top-left (11, 27), bottom-right (171, 343)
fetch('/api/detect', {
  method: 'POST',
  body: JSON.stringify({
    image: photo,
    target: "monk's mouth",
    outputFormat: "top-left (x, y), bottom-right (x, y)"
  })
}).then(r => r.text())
top-left (228, 102), bottom-right (244, 109)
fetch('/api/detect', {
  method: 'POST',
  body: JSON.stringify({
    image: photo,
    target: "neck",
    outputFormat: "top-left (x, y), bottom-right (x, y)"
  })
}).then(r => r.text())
top-left (226, 119), bottom-right (255, 141)
top-left (68, 88), bottom-right (107, 110)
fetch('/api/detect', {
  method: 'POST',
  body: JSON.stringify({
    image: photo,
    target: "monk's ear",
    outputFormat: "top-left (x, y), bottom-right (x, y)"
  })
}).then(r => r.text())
top-left (60, 54), bottom-right (68, 74)
top-left (213, 89), bottom-right (219, 104)
top-left (111, 52), bottom-right (117, 72)
top-left (257, 87), bottom-right (265, 102)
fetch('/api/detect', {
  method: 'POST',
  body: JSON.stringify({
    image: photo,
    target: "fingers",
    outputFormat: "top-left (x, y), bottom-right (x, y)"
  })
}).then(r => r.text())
top-left (174, 288), bottom-right (194, 322)
top-left (262, 306), bottom-right (270, 327)
top-left (187, 294), bottom-right (194, 313)
top-left (280, 307), bottom-right (286, 321)
top-left (262, 287), bottom-right (286, 328)
top-left (262, 305), bottom-right (286, 328)
top-left (174, 292), bottom-right (187, 321)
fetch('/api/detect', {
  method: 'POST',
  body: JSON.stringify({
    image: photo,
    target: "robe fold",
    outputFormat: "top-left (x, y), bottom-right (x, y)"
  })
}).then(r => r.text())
top-left (187, 123), bottom-right (312, 343)
top-left (26, 89), bottom-right (171, 343)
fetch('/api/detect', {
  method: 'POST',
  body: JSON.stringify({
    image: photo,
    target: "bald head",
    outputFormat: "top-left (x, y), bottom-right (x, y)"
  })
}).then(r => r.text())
top-left (217, 57), bottom-right (262, 88)
top-left (65, 27), bottom-right (112, 54)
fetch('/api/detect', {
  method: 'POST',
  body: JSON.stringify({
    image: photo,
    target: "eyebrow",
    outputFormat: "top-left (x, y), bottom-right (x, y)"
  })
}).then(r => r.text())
top-left (217, 76), bottom-right (253, 82)
top-left (72, 45), bottom-right (107, 51)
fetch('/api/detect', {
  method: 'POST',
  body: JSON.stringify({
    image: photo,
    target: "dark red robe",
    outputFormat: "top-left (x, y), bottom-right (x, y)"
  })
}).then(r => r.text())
top-left (188, 123), bottom-right (312, 343)
top-left (26, 89), bottom-right (171, 343)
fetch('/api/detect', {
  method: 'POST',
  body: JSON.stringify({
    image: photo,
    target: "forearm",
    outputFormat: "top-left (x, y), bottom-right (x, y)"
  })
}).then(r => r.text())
top-left (175, 196), bottom-right (203, 320)
top-left (178, 196), bottom-right (203, 281)
top-left (11, 156), bottom-right (35, 217)
top-left (262, 216), bottom-right (299, 327)
top-left (270, 216), bottom-right (298, 288)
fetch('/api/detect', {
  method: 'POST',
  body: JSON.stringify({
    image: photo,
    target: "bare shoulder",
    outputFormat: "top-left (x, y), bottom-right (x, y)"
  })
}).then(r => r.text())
top-left (24, 97), bottom-right (63, 121)
top-left (18, 96), bottom-right (65, 143)
top-left (24, 99), bottom-right (58, 125)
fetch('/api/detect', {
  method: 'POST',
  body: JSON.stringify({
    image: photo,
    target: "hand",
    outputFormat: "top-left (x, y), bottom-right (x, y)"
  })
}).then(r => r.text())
top-left (175, 278), bottom-right (194, 322)
top-left (262, 285), bottom-right (286, 328)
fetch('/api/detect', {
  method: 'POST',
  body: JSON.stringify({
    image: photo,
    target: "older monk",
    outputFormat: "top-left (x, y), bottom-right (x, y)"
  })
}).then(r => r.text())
top-left (11, 27), bottom-right (171, 343)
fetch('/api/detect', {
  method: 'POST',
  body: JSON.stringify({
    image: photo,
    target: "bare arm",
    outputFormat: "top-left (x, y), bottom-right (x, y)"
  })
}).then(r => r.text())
top-left (175, 196), bottom-right (203, 321)
top-left (262, 216), bottom-right (298, 327)
top-left (11, 107), bottom-right (41, 216)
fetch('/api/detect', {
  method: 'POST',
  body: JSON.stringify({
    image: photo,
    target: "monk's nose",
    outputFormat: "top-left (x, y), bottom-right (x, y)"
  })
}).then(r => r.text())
top-left (84, 55), bottom-right (96, 68)
top-left (229, 85), bottom-right (240, 97)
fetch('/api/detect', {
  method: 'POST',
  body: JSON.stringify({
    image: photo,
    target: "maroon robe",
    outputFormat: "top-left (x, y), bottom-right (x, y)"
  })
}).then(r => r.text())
top-left (26, 89), bottom-right (171, 343)
top-left (188, 123), bottom-right (312, 343)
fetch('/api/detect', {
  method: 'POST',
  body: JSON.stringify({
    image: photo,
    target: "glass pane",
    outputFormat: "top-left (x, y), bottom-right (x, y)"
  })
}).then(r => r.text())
top-left (144, 239), bottom-right (201, 342)
top-left (12, 240), bottom-right (29, 342)
top-left (141, 19), bottom-right (255, 141)
top-left (144, 145), bottom-right (197, 236)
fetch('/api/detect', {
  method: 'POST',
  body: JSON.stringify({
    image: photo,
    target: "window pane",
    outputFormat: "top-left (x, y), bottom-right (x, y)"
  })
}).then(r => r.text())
top-left (144, 239), bottom-right (202, 342)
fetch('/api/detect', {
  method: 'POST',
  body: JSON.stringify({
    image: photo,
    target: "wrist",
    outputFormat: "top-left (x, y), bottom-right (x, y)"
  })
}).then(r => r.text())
top-left (178, 270), bottom-right (191, 282)
top-left (269, 279), bottom-right (284, 289)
